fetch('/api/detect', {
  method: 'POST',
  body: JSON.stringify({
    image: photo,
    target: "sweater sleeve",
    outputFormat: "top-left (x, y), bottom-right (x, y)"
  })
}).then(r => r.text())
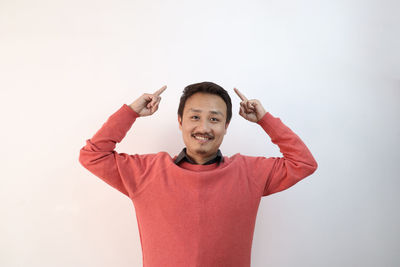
top-left (249, 112), bottom-right (318, 197)
top-left (78, 104), bottom-right (157, 198)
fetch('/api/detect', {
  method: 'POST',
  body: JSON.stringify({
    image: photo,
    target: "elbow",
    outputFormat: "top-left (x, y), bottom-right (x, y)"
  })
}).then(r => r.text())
top-left (78, 149), bottom-right (86, 166)
top-left (78, 145), bottom-right (113, 167)
top-left (296, 157), bottom-right (318, 177)
top-left (308, 159), bottom-right (318, 175)
top-left (78, 139), bottom-right (97, 167)
top-left (79, 140), bottom-right (91, 167)
top-left (79, 147), bottom-right (91, 167)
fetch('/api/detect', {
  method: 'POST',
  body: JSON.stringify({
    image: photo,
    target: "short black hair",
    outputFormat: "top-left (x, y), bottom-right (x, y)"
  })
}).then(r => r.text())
top-left (178, 81), bottom-right (232, 124)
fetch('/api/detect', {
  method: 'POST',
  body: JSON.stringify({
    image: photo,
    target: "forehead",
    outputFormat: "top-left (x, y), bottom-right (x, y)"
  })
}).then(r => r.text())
top-left (184, 93), bottom-right (227, 115)
top-left (184, 92), bottom-right (226, 111)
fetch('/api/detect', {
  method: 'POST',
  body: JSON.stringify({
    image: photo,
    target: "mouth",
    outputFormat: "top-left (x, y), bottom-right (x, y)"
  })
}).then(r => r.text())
top-left (192, 134), bottom-right (213, 144)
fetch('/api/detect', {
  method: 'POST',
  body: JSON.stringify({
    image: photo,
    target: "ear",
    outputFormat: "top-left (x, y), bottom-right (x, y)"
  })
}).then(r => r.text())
top-left (224, 122), bottom-right (230, 135)
top-left (178, 116), bottom-right (182, 131)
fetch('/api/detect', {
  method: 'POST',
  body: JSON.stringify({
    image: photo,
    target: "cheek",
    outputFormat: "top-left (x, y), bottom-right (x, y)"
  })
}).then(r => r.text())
top-left (215, 126), bottom-right (226, 138)
top-left (183, 125), bottom-right (194, 135)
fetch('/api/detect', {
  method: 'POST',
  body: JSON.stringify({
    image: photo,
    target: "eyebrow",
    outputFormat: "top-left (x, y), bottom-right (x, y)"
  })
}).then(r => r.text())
top-left (189, 108), bottom-right (223, 116)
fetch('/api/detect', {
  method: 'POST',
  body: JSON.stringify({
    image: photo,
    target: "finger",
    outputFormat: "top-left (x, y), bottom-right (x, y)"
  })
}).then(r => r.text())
top-left (239, 106), bottom-right (251, 117)
top-left (240, 103), bottom-right (248, 113)
top-left (153, 85), bottom-right (167, 96)
top-left (247, 101), bottom-right (253, 109)
top-left (144, 94), bottom-right (153, 103)
top-left (242, 106), bottom-right (250, 114)
top-left (146, 95), bottom-right (153, 109)
top-left (151, 101), bottom-right (160, 113)
top-left (148, 95), bottom-right (160, 107)
top-left (251, 100), bottom-right (259, 107)
top-left (241, 101), bottom-right (252, 114)
top-left (152, 98), bottom-right (161, 108)
top-left (239, 106), bottom-right (245, 116)
top-left (234, 88), bottom-right (248, 101)
top-left (239, 107), bottom-right (244, 117)
top-left (247, 101), bottom-right (255, 110)
top-left (146, 96), bottom-right (154, 108)
top-left (240, 101), bottom-right (247, 112)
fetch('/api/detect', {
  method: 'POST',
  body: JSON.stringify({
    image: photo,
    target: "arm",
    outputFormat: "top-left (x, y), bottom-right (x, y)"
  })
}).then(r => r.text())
top-left (79, 104), bottom-right (140, 196)
top-left (78, 86), bottom-right (167, 197)
top-left (255, 111), bottom-right (318, 196)
top-left (234, 88), bottom-right (318, 197)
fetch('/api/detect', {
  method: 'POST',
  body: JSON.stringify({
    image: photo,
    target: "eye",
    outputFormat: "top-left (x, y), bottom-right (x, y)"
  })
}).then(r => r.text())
top-left (191, 115), bottom-right (199, 120)
top-left (210, 118), bottom-right (219, 122)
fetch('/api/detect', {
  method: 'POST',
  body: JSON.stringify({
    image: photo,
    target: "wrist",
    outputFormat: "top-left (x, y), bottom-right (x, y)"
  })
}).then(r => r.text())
top-left (128, 104), bottom-right (141, 117)
top-left (256, 111), bottom-right (268, 124)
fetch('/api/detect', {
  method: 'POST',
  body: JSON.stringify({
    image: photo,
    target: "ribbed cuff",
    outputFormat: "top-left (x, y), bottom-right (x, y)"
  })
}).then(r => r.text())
top-left (123, 104), bottom-right (140, 118)
top-left (256, 112), bottom-right (281, 137)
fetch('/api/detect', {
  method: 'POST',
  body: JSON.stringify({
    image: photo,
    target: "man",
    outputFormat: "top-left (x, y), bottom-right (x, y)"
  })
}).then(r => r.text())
top-left (79, 81), bottom-right (318, 267)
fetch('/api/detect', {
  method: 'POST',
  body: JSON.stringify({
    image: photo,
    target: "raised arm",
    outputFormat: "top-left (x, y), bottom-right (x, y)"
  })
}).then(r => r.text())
top-left (78, 85), bottom-right (167, 197)
top-left (234, 87), bottom-right (318, 197)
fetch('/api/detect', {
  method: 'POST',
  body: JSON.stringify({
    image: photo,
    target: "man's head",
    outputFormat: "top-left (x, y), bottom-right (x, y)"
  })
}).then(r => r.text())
top-left (177, 81), bottom-right (232, 164)
top-left (178, 82), bottom-right (232, 124)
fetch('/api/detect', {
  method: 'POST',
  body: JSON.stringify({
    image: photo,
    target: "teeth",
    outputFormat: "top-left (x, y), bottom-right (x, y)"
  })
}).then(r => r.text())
top-left (194, 135), bottom-right (210, 140)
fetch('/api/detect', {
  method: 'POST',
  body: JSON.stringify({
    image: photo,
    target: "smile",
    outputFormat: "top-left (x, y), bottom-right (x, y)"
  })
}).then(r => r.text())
top-left (192, 134), bottom-right (213, 143)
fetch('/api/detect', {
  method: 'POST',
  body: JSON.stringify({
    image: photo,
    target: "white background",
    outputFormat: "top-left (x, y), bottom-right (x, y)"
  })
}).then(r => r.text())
top-left (1, 0), bottom-right (399, 266)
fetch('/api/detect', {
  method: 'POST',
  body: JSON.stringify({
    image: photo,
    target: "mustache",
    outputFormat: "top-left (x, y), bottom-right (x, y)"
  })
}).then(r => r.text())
top-left (192, 133), bottom-right (214, 138)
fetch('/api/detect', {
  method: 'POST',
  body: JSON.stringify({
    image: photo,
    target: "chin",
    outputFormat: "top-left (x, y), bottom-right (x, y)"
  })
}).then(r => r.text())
top-left (195, 149), bottom-right (208, 155)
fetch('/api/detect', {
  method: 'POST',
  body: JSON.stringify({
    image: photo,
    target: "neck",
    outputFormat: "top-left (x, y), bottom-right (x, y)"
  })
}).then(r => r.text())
top-left (186, 150), bottom-right (218, 165)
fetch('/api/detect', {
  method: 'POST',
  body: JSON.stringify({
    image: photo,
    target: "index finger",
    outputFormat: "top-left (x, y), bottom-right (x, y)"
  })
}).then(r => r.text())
top-left (153, 85), bottom-right (167, 96)
top-left (234, 88), bottom-right (248, 101)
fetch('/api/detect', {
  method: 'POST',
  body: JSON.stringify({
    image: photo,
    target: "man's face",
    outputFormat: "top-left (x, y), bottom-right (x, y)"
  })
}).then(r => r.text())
top-left (178, 92), bottom-right (229, 163)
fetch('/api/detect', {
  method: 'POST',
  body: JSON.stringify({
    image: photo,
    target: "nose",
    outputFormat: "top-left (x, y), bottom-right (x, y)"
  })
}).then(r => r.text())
top-left (197, 118), bottom-right (211, 133)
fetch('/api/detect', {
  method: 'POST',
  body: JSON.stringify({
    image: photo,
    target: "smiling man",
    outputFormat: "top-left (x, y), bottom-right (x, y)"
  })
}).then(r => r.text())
top-left (176, 86), bottom-right (231, 165)
top-left (79, 81), bottom-right (318, 267)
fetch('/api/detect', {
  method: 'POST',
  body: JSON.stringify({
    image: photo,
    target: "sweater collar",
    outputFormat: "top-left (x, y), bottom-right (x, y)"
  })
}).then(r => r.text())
top-left (174, 148), bottom-right (224, 166)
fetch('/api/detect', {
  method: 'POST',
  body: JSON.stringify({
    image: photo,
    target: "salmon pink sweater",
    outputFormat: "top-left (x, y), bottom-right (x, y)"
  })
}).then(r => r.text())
top-left (79, 104), bottom-right (318, 267)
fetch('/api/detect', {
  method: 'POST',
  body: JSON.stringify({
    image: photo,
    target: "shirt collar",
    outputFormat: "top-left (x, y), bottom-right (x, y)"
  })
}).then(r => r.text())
top-left (174, 148), bottom-right (224, 165)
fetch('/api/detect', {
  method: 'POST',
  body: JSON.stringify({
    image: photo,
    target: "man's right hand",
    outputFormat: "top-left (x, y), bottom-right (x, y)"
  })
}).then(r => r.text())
top-left (129, 85), bottom-right (167, 117)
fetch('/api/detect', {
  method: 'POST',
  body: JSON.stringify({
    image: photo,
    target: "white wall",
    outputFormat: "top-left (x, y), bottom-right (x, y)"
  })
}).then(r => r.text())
top-left (1, 0), bottom-right (399, 266)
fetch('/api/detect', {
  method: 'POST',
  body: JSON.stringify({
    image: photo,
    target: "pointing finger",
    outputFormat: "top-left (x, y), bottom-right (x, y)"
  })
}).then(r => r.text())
top-left (234, 88), bottom-right (248, 101)
top-left (154, 85), bottom-right (167, 96)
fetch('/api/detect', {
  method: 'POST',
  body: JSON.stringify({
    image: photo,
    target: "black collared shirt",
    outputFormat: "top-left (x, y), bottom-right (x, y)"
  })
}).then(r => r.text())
top-left (174, 148), bottom-right (224, 165)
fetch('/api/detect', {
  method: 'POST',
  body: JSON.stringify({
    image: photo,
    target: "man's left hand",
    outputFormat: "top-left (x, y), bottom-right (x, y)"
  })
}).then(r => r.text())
top-left (234, 88), bottom-right (267, 123)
